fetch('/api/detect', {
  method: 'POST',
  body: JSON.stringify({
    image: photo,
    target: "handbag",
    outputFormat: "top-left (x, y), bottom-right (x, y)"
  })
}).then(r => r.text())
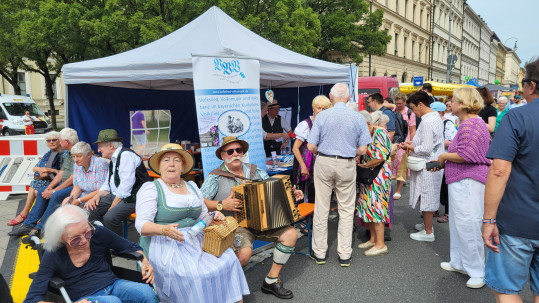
top-left (356, 161), bottom-right (384, 185)
top-left (407, 156), bottom-right (426, 171)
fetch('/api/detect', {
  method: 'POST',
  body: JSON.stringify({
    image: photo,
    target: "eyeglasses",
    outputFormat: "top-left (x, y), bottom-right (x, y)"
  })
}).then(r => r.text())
top-left (68, 224), bottom-right (95, 247)
top-left (224, 147), bottom-right (244, 156)
top-left (46, 139), bottom-right (58, 143)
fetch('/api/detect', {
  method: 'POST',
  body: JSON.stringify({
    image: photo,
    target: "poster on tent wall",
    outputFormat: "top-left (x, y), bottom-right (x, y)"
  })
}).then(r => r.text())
top-left (192, 56), bottom-right (266, 178)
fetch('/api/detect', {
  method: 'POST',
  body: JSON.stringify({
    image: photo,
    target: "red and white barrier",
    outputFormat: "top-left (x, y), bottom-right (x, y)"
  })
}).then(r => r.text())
top-left (0, 135), bottom-right (48, 200)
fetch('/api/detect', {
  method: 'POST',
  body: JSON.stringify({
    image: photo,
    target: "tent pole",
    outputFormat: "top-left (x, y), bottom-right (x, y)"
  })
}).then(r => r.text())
top-left (64, 84), bottom-right (69, 128)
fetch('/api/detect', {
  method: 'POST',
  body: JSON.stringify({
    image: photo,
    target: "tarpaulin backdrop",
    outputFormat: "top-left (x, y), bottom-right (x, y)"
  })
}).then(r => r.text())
top-left (68, 83), bottom-right (332, 150)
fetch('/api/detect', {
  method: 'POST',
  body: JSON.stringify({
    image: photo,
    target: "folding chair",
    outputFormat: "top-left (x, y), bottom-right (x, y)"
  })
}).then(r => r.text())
top-left (295, 202), bottom-right (315, 256)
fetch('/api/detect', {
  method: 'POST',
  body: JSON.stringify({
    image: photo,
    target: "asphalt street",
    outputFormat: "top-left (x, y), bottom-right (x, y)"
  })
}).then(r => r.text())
top-left (242, 181), bottom-right (535, 303)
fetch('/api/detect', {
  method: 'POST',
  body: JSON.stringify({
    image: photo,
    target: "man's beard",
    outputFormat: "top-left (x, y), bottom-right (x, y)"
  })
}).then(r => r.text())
top-left (224, 156), bottom-right (243, 164)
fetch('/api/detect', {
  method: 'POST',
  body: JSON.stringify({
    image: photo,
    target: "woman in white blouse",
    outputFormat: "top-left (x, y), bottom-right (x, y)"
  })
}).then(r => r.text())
top-left (291, 95), bottom-right (331, 204)
top-left (135, 144), bottom-right (249, 303)
top-left (399, 92), bottom-right (444, 242)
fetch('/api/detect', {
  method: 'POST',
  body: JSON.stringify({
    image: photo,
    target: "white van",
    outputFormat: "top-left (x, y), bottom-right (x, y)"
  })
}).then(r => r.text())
top-left (0, 94), bottom-right (52, 135)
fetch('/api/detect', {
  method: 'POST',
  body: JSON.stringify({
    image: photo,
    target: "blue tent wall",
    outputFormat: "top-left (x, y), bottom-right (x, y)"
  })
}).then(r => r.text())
top-left (67, 83), bottom-right (333, 151)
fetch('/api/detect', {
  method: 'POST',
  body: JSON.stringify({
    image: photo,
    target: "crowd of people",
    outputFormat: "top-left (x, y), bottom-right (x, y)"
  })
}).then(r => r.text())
top-left (11, 57), bottom-right (539, 302)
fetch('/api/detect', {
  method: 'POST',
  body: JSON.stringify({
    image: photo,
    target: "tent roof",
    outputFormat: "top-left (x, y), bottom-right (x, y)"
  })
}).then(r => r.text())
top-left (62, 6), bottom-right (350, 90)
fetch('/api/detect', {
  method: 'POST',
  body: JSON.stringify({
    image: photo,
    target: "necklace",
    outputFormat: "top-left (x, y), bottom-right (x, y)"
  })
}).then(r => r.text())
top-left (164, 181), bottom-right (183, 188)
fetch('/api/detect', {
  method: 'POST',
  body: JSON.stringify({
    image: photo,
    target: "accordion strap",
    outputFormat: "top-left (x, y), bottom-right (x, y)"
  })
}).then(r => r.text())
top-left (209, 164), bottom-right (260, 181)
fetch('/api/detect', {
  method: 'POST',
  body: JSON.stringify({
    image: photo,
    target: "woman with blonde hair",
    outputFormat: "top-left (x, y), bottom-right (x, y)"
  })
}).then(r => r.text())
top-left (356, 110), bottom-right (392, 256)
top-left (292, 95), bottom-right (331, 204)
top-left (433, 87), bottom-right (491, 289)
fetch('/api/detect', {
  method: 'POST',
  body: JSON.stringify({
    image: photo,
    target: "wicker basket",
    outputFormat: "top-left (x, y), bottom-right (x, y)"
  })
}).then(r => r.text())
top-left (202, 216), bottom-right (239, 257)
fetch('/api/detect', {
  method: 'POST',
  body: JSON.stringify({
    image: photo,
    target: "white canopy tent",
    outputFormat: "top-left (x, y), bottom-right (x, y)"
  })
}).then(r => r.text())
top-left (62, 6), bottom-right (350, 90)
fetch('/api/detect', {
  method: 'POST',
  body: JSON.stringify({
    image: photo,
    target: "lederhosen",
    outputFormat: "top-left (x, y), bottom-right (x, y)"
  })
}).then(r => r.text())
top-left (262, 115), bottom-right (284, 156)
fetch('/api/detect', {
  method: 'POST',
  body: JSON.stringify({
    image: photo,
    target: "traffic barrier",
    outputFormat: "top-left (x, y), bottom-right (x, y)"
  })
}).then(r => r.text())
top-left (0, 135), bottom-right (48, 200)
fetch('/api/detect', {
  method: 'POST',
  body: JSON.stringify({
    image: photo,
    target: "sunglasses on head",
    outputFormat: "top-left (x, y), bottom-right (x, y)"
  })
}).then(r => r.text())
top-left (69, 224), bottom-right (95, 247)
top-left (522, 78), bottom-right (537, 86)
top-left (46, 139), bottom-right (58, 143)
top-left (224, 147), bottom-right (243, 156)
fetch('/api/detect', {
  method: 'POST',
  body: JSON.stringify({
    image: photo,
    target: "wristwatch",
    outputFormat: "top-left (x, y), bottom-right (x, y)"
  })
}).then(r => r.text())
top-left (216, 200), bottom-right (223, 211)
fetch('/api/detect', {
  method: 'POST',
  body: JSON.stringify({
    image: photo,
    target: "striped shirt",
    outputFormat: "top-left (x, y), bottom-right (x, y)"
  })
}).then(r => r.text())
top-left (73, 156), bottom-right (109, 197)
top-left (307, 102), bottom-right (371, 158)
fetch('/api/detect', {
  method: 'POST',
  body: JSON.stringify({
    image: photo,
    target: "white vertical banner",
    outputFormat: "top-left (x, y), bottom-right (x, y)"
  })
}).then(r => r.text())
top-left (192, 56), bottom-right (266, 178)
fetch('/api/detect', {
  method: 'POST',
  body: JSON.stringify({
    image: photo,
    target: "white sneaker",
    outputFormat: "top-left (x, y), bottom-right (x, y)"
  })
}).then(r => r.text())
top-left (410, 230), bottom-right (435, 242)
top-left (414, 223), bottom-right (425, 231)
top-left (466, 277), bottom-right (485, 289)
top-left (440, 262), bottom-right (467, 275)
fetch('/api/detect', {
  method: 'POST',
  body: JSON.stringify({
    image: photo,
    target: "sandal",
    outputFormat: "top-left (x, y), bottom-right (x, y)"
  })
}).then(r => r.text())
top-left (7, 213), bottom-right (27, 226)
top-left (437, 214), bottom-right (449, 223)
top-left (295, 221), bottom-right (309, 235)
top-left (393, 193), bottom-right (401, 200)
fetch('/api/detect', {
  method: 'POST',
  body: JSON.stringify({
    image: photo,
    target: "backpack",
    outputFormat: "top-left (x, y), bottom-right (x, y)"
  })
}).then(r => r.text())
top-left (392, 110), bottom-right (408, 143)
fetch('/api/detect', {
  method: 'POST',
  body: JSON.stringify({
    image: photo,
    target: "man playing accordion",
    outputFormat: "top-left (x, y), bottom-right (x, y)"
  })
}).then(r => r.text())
top-left (201, 136), bottom-right (304, 300)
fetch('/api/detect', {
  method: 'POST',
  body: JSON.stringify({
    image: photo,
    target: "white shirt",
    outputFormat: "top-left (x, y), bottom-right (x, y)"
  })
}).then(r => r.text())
top-left (23, 116), bottom-right (33, 126)
top-left (442, 119), bottom-right (458, 152)
top-left (267, 115), bottom-right (291, 132)
top-left (135, 179), bottom-right (207, 233)
top-left (444, 112), bottom-right (458, 124)
top-left (99, 144), bottom-right (141, 198)
top-left (293, 117), bottom-right (313, 142)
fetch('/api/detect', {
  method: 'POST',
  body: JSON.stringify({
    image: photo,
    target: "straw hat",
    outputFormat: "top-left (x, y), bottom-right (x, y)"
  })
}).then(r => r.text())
top-left (267, 99), bottom-right (280, 108)
top-left (215, 136), bottom-right (249, 160)
top-left (93, 129), bottom-right (123, 144)
top-left (148, 143), bottom-right (194, 176)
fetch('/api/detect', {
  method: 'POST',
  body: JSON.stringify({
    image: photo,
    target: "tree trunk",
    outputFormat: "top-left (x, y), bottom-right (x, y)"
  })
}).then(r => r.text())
top-left (43, 76), bottom-right (57, 129)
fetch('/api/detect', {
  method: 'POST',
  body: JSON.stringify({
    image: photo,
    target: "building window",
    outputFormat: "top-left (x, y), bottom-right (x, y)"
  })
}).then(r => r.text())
top-left (394, 33), bottom-right (399, 56)
top-left (45, 74), bottom-right (57, 99)
top-left (412, 41), bottom-right (415, 61)
top-left (419, 43), bottom-right (423, 63)
top-left (404, 37), bottom-right (407, 58)
top-left (420, 9), bottom-right (423, 27)
top-left (396, 0), bottom-right (399, 13)
top-left (413, 4), bottom-right (416, 22)
top-left (17, 72), bottom-right (27, 96)
top-left (386, 0), bottom-right (388, 6)
top-left (405, 0), bottom-right (408, 17)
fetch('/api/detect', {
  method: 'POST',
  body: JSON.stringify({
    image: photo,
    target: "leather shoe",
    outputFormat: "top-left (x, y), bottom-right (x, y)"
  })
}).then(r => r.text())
top-left (261, 279), bottom-right (294, 299)
top-left (8, 224), bottom-right (33, 237)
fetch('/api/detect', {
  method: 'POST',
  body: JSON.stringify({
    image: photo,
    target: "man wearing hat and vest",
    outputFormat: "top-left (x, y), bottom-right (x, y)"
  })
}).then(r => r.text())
top-left (200, 136), bottom-right (304, 299)
top-left (86, 129), bottom-right (152, 236)
top-left (262, 100), bottom-right (292, 156)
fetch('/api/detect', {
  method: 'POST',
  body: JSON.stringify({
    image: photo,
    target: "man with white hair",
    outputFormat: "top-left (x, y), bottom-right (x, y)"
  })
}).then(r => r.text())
top-left (9, 127), bottom-right (79, 238)
top-left (86, 129), bottom-right (152, 236)
top-left (307, 82), bottom-right (371, 267)
top-left (494, 96), bottom-right (509, 133)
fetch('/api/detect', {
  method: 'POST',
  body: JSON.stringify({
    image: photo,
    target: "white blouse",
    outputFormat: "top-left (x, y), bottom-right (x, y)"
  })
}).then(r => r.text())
top-left (135, 179), bottom-right (208, 233)
top-left (293, 117), bottom-right (313, 142)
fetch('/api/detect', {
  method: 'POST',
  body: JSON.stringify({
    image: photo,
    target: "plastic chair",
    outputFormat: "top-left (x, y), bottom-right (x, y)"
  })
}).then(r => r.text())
top-left (295, 203), bottom-right (315, 256)
top-left (122, 212), bottom-right (137, 239)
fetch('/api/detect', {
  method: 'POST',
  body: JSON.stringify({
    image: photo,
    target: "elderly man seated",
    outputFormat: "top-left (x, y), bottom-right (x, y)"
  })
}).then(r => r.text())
top-left (62, 141), bottom-right (109, 207)
top-left (9, 128), bottom-right (79, 238)
top-left (87, 129), bottom-right (152, 236)
top-left (201, 136), bottom-right (304, 300)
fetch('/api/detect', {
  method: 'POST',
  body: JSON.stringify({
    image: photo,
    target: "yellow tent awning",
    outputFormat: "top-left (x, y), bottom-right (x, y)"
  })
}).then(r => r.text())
top-left (399, 81), bottom-right (473, 96)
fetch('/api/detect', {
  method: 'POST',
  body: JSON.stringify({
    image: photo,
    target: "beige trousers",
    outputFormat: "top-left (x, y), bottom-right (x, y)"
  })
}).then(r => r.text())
top-left (312, 156), bottom-right (357, 260)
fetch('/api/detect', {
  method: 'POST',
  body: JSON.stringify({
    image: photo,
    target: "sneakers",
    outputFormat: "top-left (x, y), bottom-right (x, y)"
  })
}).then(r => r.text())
top-left (338, 256), bottom-right (351, 267)
top-left (440, 262), bottom-right (467, 275)
top-left (437, 214), bottom-right (449, 223)
top-left (414, 223), bottom-right (425, 231)
top-left (466, 277), bottom-right (485, 289)
top-left (410, 230), bottom-right (435, 242)
top-left (310, 251), bottom-right (327, 265)
top-left (8, 224), bottom-right (34, 237)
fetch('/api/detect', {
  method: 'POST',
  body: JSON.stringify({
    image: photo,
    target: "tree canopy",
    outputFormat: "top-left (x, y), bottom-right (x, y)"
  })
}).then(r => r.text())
top-left (1, 0), bottom-right (391, 128)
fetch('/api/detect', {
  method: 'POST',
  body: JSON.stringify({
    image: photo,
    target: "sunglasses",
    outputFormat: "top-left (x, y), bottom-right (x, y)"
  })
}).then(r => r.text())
top-left (68, 224), bottom-right (95, 247)
top-left (522, 78), bottom-right (537, 87)
top-left (46, 139), bottom-right (58, 143)
top-left (224, 147), bottom-right (244, 156)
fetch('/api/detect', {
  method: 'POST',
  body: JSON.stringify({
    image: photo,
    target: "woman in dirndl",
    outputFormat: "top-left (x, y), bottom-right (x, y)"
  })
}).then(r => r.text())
top-left (291, 95), bottom-right (331, 204)
top-left (135, 143), bottom-right (249, 303)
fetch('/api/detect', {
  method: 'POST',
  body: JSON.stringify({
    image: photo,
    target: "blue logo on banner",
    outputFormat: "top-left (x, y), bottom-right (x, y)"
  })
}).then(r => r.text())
top-left (413, 76), bottom-right (424, 86)
top-left (214, 59), bottom-right (245, 78)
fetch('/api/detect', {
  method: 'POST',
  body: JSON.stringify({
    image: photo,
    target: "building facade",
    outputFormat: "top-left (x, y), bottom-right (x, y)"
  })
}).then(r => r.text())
top-left (431, 0), bottom-right (463, 83)
top-left (488, 36), bottom-right (499, 84)
top-left (504, 49), bottom-right (521, 87)
top-left (478, 18), bottom-right (492, 85)
top-left (461, 4), bottom-right (481, 84)
top-left (358, 0), bottom-right (432, 83)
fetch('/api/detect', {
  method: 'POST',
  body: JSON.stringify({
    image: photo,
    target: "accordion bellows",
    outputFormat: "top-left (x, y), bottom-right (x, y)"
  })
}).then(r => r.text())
top-left (232, 174), bottom-right (302, 231)
top-left (202, 216), bottom-right (239, 257)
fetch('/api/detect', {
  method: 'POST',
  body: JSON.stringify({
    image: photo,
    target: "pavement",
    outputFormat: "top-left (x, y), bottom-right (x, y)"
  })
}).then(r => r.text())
top-left (0, 182), bottom-right (535, 302)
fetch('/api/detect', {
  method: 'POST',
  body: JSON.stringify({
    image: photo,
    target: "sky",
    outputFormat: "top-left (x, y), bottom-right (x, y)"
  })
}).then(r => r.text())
top-left (465, 0), bottom-right (536, 66)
